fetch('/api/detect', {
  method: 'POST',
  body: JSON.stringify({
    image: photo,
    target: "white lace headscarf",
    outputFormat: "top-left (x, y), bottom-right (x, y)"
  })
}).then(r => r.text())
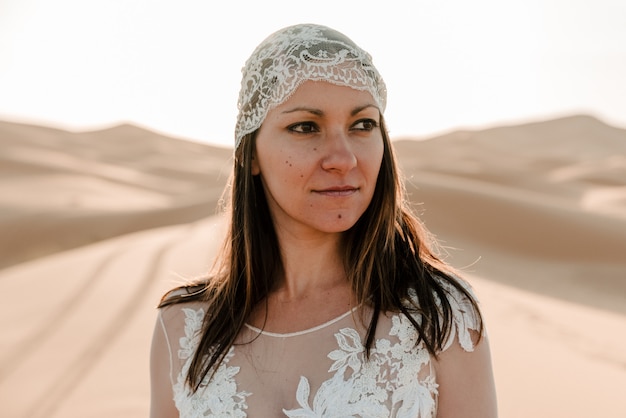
top-left (235, 23), bottom-right (387, 149)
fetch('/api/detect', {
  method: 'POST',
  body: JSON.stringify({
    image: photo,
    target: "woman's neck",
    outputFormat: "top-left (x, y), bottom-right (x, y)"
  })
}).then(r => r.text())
top-left (270, 229), bottom-right (346, 298)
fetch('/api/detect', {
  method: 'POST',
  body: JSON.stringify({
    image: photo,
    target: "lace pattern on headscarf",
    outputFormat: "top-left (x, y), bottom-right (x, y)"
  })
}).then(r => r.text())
top-left (235, 23), bottom-right (387, 148)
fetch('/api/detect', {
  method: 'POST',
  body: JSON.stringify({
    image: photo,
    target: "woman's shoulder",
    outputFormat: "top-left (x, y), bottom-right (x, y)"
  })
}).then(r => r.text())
top-left (151, 286), bottom-right (209, 387)
top-left (435, 274), bottom-right (482, 352)
top-left (158, 281), bottom-right (210, 308)
top-left (435, 273), bottom-right (479, 307)
top-left (156, 282), bottom-right (209, 337)
top-left (405, 272), bottom-right (483, 352)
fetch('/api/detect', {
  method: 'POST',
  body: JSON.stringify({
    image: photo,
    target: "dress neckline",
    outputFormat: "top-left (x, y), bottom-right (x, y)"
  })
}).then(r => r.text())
top-left (244, 305), bottom-right (359, 338)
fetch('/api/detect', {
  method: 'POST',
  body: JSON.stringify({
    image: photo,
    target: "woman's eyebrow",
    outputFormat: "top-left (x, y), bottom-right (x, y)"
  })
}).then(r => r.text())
top-left (351, 104), bottom-right (379, 116)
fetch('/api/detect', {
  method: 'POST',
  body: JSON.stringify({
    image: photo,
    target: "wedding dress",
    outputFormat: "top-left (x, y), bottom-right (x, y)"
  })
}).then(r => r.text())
top-left (157, 282), bottom-right (479, 417)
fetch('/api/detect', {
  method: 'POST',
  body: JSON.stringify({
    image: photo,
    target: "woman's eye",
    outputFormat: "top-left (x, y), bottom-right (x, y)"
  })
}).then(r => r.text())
top-left (288, 122), bottom-right (319, 134)
top-left (352, 119), bottom-right (379, 131)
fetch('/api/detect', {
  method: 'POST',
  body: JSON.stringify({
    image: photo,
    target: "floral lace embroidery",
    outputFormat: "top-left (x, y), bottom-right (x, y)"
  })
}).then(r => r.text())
top-left (173, 308), bottom-right (251, 417)
top-left (235, 23), bottom-right (386, 148)
top-left (170, 280), bottom-right (479, 417)
top-left (283, 314), bottom-right (438, 418)
top-left (436, 280), bottom-right (480, 352)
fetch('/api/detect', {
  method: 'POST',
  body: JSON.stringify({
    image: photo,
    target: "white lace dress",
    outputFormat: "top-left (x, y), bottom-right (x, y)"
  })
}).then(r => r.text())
top-left (158, 282), bottom-right (480, 417)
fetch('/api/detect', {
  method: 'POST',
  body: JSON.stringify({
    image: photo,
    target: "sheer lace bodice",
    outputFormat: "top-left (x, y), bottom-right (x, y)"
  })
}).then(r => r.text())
top-left (158, 283), bottom-right (480, 417)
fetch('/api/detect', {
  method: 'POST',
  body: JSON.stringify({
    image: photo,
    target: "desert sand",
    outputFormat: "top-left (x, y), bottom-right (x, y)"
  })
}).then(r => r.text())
top-left (1, 115), bottom-right (625, 417)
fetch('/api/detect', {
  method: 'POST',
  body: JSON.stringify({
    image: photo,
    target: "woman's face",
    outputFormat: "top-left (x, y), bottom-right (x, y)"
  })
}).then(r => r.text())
top-left (252, 80), bottom-right (384, 238)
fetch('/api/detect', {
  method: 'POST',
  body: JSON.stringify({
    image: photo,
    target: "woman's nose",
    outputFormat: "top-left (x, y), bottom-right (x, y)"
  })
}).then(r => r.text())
top-left (320, 129), bottom-right (358, 172)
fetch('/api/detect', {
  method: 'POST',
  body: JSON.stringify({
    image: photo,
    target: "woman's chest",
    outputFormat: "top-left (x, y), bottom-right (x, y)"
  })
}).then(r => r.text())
top-left (174, 312), bottom-right (438, 417)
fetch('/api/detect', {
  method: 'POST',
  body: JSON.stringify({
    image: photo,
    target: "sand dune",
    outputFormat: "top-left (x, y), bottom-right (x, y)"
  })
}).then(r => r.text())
top-left (1, 115), bottom-right (625, 417)
top-left (0, 121), bottom-right (232, 269)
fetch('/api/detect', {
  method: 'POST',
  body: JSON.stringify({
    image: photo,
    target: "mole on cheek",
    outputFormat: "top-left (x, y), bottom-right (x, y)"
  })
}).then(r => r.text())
top-left (338, 214), bottom-right (342, 219)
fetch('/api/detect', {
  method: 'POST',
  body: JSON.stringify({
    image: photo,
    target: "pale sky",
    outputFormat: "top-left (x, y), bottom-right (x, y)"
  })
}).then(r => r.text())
top-left (1, 0), bottom-right (625, 148)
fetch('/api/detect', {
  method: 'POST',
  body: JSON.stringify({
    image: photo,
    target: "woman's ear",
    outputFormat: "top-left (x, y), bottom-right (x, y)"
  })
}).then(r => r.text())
top-left (251, 153), bottom-right (260, 175)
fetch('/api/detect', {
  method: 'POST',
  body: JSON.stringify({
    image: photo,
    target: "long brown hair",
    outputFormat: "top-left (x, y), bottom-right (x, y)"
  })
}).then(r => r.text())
top-left (159, 117), bottom-right (483, 391)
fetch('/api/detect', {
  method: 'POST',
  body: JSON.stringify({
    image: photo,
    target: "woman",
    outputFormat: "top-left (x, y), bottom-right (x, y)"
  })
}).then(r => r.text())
top-left (150, 23), bottom-right (497, 417)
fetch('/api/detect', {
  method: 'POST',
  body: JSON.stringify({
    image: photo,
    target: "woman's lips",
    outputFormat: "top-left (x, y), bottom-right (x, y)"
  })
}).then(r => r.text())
top-left (312, 186), bottom-right (359, 196)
